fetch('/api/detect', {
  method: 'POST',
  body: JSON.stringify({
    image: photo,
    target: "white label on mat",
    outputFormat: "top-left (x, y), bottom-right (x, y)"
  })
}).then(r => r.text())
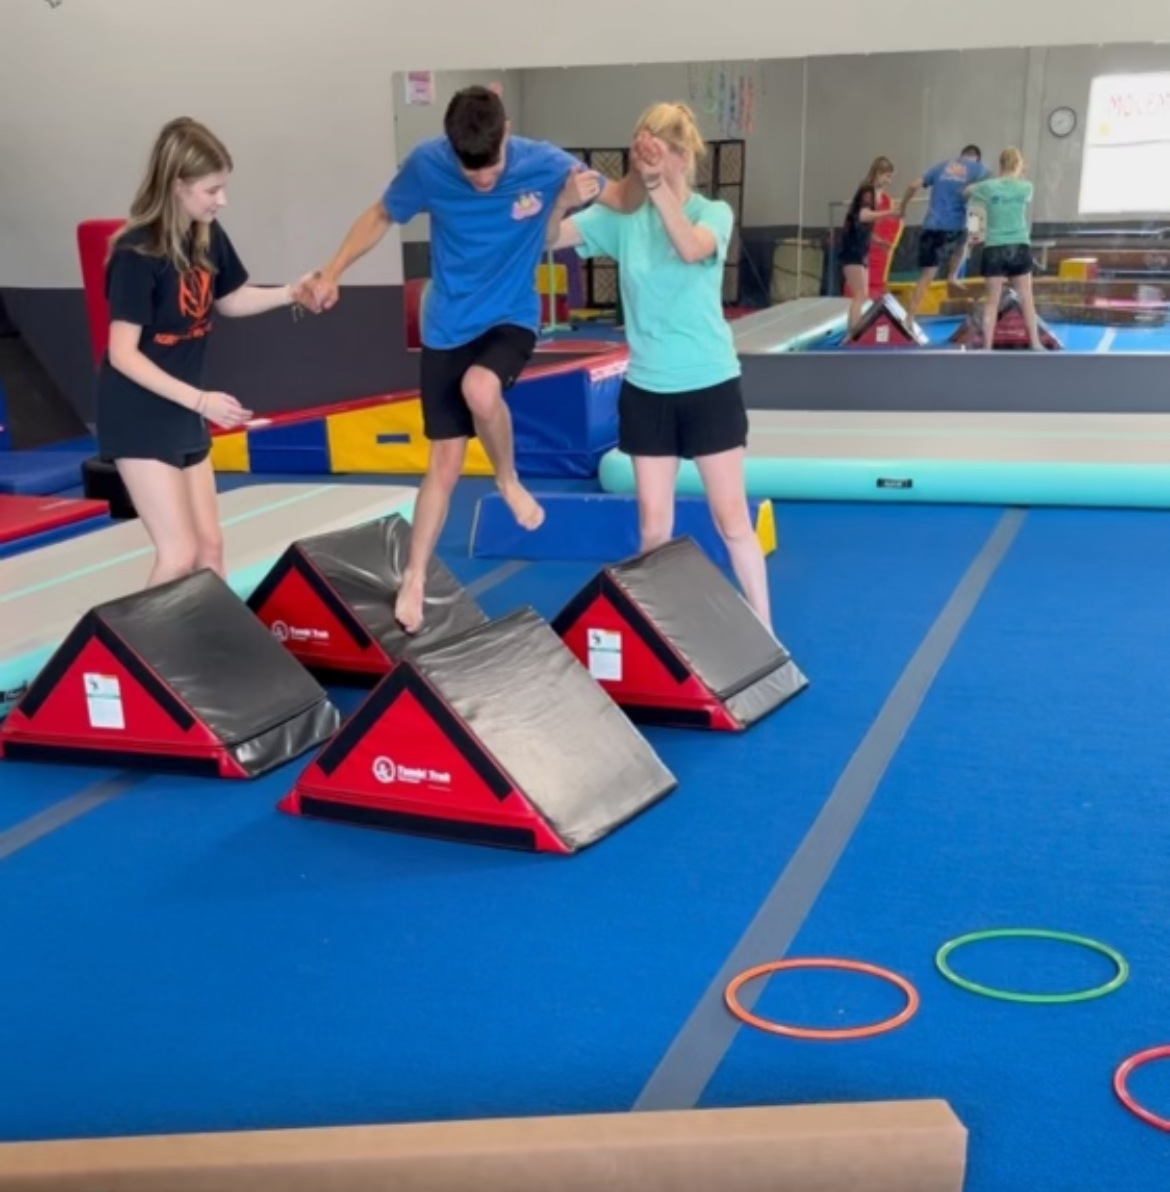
top-left (84, 672), bottom-right (125, 731)
top-left (587, 628), bottom-right (622, 681)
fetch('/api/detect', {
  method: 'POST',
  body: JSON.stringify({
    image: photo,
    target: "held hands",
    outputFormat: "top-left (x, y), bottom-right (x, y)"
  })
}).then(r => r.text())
top-left (291, 270), bottom-right (340, 315)
top-left (289, 270), bottom-right (339, 315)
top-left (196, 390), bottom-right (253, 430)
top-left (560, 165), bottom-right (604, 209)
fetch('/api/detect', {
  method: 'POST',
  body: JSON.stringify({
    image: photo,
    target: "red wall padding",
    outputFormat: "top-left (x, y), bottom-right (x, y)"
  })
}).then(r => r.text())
top-left (76, 219), bottom-right (125, 367)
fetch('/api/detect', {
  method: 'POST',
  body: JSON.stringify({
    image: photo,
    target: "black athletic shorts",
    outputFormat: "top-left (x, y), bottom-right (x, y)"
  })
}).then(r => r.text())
top-left (838, 229), bottom-right (872, 269)
top-left (100, 445), bottom-right (210, 470)
top-left (982, 243), bottom-right (1035, 279)
top-left (420, 324), bottom-right (537, 441)
top-left (618, 375), bottom-right (749, 460)
top-left (917, 228), bottom-right (967, 271)
top-left (96, 396), bottom-right (212, 469)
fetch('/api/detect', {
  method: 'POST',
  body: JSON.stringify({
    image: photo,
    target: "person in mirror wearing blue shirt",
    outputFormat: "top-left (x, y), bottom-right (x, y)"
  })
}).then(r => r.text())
top-left (899, 144), bottom-right (991, 328)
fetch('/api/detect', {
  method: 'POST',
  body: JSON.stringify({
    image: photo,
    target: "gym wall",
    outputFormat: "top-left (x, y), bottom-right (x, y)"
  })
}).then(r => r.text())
top-left (0, 0), bottom-right (1163, 423)
top-left (515, 45), bottom-right (1170, 227)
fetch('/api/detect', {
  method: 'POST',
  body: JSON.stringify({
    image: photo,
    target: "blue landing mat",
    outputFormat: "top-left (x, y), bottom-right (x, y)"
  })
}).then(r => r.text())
top-left (0, 450), bottom-right (91, 496)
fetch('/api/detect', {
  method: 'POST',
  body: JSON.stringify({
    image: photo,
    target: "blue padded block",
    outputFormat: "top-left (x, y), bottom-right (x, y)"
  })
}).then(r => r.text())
top-left (471, 490), bottom-right (760, 567)
top-left (246, 417), bottom-right (331, 474)
top-left (0, 450), bottom-right (90, 496)
top-left (505, 361), bottom-right (622, 479)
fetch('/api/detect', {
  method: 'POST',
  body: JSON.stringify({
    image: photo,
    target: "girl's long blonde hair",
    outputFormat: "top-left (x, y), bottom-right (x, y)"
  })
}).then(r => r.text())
top-left (107, 117), bottom-right (233, 274)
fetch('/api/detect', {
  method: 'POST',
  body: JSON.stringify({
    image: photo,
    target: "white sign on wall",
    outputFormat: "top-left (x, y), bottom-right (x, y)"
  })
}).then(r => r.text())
top-left (1079, 72), bottom-right (1170, 215)
top-left (404, 70), bottom-right (435, 106)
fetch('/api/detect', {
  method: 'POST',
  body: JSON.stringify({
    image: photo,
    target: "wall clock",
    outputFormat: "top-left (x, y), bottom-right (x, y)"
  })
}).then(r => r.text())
top-left (1048, 107), bottom-right (1077, 138)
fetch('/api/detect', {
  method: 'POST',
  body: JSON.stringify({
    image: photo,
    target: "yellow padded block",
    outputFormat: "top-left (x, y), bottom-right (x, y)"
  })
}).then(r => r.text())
top-left (326, 398), bottom-right (493, 475)
top-left (536, 262), bottom-right (568, 295)
top-left (1059, 257), bottom-right (1097, 280)
top-left (210, 430), bottom-right (250, 473)
top-left (887, 279), bottom-right (949, 315)
top-left (754, 498), bottom-right (777, 557)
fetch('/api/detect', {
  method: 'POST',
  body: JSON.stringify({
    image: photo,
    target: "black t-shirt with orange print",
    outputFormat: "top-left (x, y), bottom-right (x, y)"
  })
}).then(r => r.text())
top-left (95, 220), bottom-right (248, 462)
top-left (840, 184), bottom-right (876, 260)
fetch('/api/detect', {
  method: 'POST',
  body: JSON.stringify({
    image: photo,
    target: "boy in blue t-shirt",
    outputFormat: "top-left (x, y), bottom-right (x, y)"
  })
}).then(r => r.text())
top-left (307, 86), bottom-right (642, 632)
top-left (899, 144), bottom-right (991, 324)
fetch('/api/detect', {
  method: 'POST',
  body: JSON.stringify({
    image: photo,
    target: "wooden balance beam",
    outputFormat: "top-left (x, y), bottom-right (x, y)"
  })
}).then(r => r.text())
top-left (0, 1101), bottom-right (967, 1192)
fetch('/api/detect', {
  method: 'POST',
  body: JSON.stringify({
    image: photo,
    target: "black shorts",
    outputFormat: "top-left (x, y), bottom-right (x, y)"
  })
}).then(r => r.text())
top-left (420, 324), bottom-right (537, 441)
top-left (619, 376), bottom-right (749, 460)
top-left (982, 243), bottom-right (1035, 279)
top-left (917, 228), bottom-right (967, 271)
top-left (96, 387), bottom-right (212, 470)
top-left (838, 233), bottom-right (871, 269)
top-left (103, 446), bottom-right (211, 469)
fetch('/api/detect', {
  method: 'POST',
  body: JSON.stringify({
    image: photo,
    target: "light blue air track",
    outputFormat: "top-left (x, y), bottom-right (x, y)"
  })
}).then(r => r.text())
top-left (0, 483), bottom-right (417, 720)
top-left (598, 450), bottom-right (1170, 509)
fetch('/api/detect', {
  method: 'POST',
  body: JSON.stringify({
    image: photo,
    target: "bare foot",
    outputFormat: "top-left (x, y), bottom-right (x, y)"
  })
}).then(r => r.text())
top-left (499, 481), bottom-right (545, 530)
top-left (395, 575), bottom-right (425, 634)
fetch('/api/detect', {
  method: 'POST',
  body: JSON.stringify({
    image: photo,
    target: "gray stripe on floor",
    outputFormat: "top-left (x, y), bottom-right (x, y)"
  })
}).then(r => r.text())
top-left (0, 773), bottom-right (151, 861)
top-left (633, 507), bottom-right (1026, 1111)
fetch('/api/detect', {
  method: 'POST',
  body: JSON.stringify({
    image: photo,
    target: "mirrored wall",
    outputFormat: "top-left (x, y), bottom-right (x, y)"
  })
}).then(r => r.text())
top-left (393, 45), bottom-right (1170, 356)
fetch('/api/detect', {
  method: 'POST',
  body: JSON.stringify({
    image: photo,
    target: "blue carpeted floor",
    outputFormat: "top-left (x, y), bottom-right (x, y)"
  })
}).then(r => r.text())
top-left (702, 506), bottom-right (1170, 1187)
top-left (0, 477), bottom-right (1167, 1188)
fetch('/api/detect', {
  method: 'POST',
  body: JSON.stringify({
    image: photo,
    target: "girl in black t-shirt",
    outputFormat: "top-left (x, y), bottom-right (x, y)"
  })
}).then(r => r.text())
top-left (97, 117), bottom-right (316, 588)
top-left (839, 155), bottom-right (898, 334)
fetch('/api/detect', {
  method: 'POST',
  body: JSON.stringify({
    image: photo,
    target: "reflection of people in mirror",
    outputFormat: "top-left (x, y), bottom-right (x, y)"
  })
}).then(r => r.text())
top-left (838, 156), bottom-right (899, 335)
top-left (545, 102), bottom-right (773, 635)
top-left (965, 147), bottom-right (1044, 350)
top-left (899, 145), bottom-right (991, 326)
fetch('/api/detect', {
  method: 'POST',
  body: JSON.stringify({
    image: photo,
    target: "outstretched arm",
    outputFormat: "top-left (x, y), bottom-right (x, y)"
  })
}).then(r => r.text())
top-left (327, 203), bottom-right (395, 281)
top-left (216, 282), bottom-right (306, 318)
top-left (545, 166), bottom-right (603, 247)
top-left (900, 178), bottom-right (923, 216)
top-left (597, 172), bottom-right (646, 214)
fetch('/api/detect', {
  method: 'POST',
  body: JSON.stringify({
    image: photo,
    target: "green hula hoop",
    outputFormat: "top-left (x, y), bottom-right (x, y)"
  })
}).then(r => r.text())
top-left (935, 928), bottom-right (1129, 1004)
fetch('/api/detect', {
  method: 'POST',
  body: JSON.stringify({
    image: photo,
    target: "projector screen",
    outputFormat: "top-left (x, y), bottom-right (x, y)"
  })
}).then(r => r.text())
top-left (1079, 72), bottom-right (1170, 215)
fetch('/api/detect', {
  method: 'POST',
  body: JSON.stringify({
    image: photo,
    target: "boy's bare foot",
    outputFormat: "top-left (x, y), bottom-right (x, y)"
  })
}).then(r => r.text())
top-left (500, 481), bottom-right (545, 530)
top-left (395, 571), bottom-right (426, 634)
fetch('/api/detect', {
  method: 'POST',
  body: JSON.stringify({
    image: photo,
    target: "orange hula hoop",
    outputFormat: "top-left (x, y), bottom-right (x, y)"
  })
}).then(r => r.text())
top-left (724, 957), bottom-right (920, 1041)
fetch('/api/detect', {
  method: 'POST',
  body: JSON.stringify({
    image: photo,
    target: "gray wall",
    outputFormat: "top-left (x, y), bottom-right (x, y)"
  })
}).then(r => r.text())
top-left (3, 1), bottom-right (1162, 289)
top-left (0, 1), bottom-right (1166, 424)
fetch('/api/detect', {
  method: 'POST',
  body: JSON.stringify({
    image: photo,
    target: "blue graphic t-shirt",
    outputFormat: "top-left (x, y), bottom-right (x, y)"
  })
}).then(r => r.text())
top-left (922, 156), bottom-right (992, 231)
top-left (383, 135), bottom-right (580, 348)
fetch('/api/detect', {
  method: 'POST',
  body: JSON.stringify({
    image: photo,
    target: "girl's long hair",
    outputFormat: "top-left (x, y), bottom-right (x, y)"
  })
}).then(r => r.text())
top-left (863, 155), bottom-right (894, 188)
top-left (107, 117), bottom-right (233, 274)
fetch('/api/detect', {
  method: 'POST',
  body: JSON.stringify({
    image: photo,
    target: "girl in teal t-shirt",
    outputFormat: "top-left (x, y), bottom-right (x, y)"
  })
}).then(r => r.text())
top-left (546, 103), bottom-right (771, 632)
top-left (965, 147), bottom-right (1045, 350)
